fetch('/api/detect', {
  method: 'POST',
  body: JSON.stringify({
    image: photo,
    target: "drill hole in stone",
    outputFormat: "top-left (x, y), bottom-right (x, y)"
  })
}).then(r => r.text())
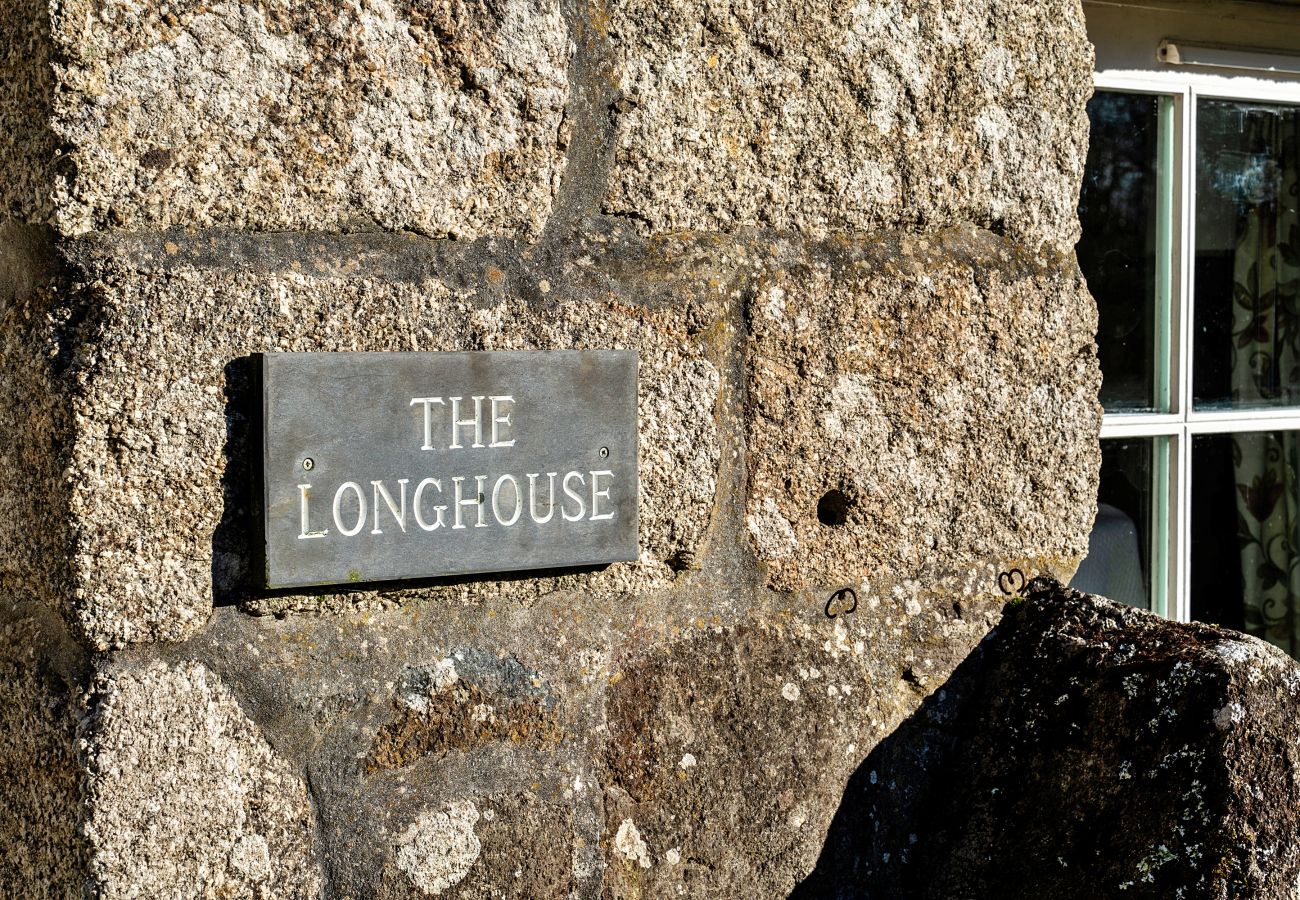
top-left (817, 489), bottom-right (852, 527)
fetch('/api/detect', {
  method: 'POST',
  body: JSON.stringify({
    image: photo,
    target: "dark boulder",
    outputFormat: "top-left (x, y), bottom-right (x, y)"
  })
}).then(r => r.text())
top-left (796, 578), bottom-right (1300, 899)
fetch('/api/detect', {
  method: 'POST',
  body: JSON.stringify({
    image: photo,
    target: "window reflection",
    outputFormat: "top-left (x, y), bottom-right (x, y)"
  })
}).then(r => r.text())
top-left (1073, 439), bottom-right (1156, 611)
top-left (1193, 100), bottom-right (1300, 409)
top-left (1078, 92), bottom-right (1162, 412)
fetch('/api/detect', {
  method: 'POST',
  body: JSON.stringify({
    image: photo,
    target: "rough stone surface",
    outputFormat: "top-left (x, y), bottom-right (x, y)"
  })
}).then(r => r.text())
top-left (0, 0), bottom-right (1159, 896)
top-left (604, 0), bottom-right (1093, 251)
top-left (83, 660), bottom-right (322, 899)
top-left (0, 604), bottom-right (88, 899)
top-left (46, 0), bottom-right (573, 238)
top-left (598, 580), bottom-right (1001, 898)
top-left (378, 792), bottom-right (576, 898)
top-left (0, 0), bottom-right (1098, 655)
top-left (127, 558), bottom-right (1010, 898)
top-left (0, 224), bottom-right (74, 623)
top-left (795, 579), bottom-right (1300, 899)
top-left (44, 223), bottom-right (1100, 647)
top-left (57, 232), bottom-right (721, 646)
top-left (746, 227), bottom-right (1100, 592)
top-left (0, 0), bottom-right (57, 224)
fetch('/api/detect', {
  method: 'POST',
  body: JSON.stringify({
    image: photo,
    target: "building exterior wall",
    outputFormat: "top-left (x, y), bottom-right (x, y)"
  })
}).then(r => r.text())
top-left (0, 0), bottom-right (1103, 895)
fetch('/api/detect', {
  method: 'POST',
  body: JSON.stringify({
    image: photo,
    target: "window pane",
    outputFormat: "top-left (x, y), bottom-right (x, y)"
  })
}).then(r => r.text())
top-left (1193, 99), bottom-right (1300, 410)
top-left (1079, 91), bottom-right (1168, 413)
top-left (1072, 438), bottom-right (1163, 611)
top-left (1192, 431), bottom-right (1300, 659)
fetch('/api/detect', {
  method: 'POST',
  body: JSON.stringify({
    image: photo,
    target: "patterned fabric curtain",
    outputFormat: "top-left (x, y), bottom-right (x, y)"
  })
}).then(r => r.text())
top-left (1232, 110), bottom-right (1300, 656)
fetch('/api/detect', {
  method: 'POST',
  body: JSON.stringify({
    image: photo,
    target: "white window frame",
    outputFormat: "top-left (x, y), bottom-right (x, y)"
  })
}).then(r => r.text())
top-left (1091, 67), bottom-right (1300, 622)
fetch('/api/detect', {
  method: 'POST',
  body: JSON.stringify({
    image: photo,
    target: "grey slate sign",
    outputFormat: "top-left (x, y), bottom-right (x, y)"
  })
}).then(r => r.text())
top-left (261, 351), bottom-right (639, 589)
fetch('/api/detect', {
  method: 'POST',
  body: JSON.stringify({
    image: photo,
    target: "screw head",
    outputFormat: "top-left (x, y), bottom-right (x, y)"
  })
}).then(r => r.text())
top-left (599, 447), bottom-right (609, 459)
top-left (302, 458), bottom-right (314, 471)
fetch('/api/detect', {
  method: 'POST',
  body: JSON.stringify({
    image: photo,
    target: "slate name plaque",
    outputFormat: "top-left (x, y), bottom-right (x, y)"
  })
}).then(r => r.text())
top-left (261, 351), bottom-right (639, 589)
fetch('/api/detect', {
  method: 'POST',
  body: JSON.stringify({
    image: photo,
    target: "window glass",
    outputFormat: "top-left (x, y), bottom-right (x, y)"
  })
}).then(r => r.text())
top-left (1078, 91), bottom-right (1165, 412)
top-left (1192, 430), bottom-right (1300, 656)
top-left (1193, 100), bottom-right (1300, 409)
top-left (1073, 438), bottom-right (1163, 611)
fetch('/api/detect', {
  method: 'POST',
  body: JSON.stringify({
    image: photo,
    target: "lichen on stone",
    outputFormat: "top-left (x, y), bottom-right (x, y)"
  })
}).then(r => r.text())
top-left (368, 650), bottom-right (563, 770)
top-left (394, 799), bottom-right (483, 896)
top-left (614, 818), bottom-right (651, 870)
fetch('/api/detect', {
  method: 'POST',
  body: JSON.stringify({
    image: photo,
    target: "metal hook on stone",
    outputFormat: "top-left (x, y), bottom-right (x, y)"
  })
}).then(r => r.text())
top-left (825, 587), bottom-right (858, 619)
top-left (997, 568), bottom-right (1026, 596)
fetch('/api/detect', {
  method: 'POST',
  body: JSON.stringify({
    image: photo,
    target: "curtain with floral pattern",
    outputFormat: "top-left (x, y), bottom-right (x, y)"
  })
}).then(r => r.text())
top-left (1232, 109), bottom-right (1300, 656)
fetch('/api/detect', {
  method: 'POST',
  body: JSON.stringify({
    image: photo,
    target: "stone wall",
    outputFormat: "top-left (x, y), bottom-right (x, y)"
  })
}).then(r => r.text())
top-left (0, 604), bottom-right (87, 898)
top-left (0, 0), bottom-right (1102, 896)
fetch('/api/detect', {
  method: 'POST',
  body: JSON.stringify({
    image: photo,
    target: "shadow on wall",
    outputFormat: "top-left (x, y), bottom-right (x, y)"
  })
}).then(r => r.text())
top-left (212, 354), bottom-right (259, 606)
top-left (790, 628), bottom-right (993, 899)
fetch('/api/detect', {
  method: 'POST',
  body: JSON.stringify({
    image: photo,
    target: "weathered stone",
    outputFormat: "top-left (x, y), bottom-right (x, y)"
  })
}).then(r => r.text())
top-left (604, 0), bottom-right (1093, 251)
top-left (0, 0), bottom-right (57, 225)
top-left (282, 630), bottom-right (597, 897)
top-left (52, 233), bottom-right (721, 646)
top-left (0, 224), bottom-right (73, 623)
top-left (598, 579), bottom-right (1002, 898)
top-left (37, 223), bottom-right (1098, 647)
top-left (0, 604), bottom-right (88, 898)
top-left (0, 0), bottom-right (1189, 895)
top-left (42, 0), bottom-right (572, 238)
top-left (367, 650), bottom-right (564, 771)
top-left (0, 561), bottom-right (1011, 899)
top-left (796, 580), bottom-right (1300, 899)
top-left (745, 227), bottom-right (1101, 593)
top-left (83, 659), bottom-right (322, 899)
top-left (377, 792), bottom-right (576, 898)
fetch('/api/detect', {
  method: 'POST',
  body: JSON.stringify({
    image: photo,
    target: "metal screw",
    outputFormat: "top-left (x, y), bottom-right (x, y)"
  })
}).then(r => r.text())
top-left (599, 447), bottom-right (609, 459)
top-left (302, 458), bottom-right (314, 471)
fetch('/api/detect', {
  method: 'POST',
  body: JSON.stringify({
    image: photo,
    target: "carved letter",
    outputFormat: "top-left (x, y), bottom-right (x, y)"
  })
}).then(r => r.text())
top-left (492, 474), bottom-right (522, 526)
top-left (332, 482), bottom-right (367, 537)
top-left (489, 396), bottom-right (516, 448)
top-left (297, 484), bottom-right (328, 539)
top-left (473, 475), bottom-right (489, 527)
top-left (448, 396), bottom-right (485, 449)
top-left (370, 479), bottom-right (409, 534)
top-left (527, 472), bottom-right (558, 524)
top-left (413, 477), bottom-right (447, 531)
top-left (562, 471), bottom-right (587, 522)
top-left (589, 470), bottom-right (615, 521)
top-left (452, 475), bottom-right (489, 528)
top-left (410, 397), bottom-right (445, 451)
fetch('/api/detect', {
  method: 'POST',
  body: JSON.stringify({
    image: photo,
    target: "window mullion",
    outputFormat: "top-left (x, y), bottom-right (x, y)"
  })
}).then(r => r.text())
top-left (1176, 86), bottom-right (1194, 423)
top-left (1155, 94), bottom-right (1175, 413)
top-left (1171, 86), bottom-right (1197, 623)
top-left (1173, 430), bottom-right (1192, 623)
top-left (1151, 435), bottom-right (1171, 619)
top-left (1186, 410), bottom-right (1300, 432)
top-left (1099, 416), bottom-right (1182, 438)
